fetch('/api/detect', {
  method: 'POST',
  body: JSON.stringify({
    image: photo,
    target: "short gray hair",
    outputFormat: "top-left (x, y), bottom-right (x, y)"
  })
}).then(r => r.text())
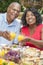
top-left (9, 2), bottom-right (21, 8)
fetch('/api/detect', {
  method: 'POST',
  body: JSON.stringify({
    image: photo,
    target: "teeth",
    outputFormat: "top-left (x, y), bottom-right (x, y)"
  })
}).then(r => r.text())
top-left (29, 19), bottom-right (33, 22)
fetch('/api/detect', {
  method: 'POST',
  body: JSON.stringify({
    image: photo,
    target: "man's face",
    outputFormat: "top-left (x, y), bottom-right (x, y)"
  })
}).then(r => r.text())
top-left (7, 4), bottom-right (21, 21)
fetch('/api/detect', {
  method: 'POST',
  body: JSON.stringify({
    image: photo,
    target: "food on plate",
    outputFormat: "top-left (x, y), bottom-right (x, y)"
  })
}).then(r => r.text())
top-left (0, 49), bottom-right (8, 57)
top-left (0, 58), bottom-right (4, 64)
top-left (0, 49), bottom-right (5, 56)
top-left (12, 44), bottom-right (18, 48)
top-left (8, 61), bottom-right (15, 65)
top-left (4, 50), bottom-right (20, 63)
top-left (2, 62), bottom-right (8, 65)
top-left (0, 58), bottom-right (7, 65)
top-left (8, 61), bottom-right (18, 65)
top-left (22, 61), bottom-right (34, 65)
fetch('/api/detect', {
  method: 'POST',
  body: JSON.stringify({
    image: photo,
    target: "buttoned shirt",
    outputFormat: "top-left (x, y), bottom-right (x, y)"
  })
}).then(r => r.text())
top-left (0, 13), bottom-right (21, 46)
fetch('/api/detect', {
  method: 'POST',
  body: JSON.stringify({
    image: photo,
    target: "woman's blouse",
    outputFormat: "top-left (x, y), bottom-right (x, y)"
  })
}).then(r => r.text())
top-left (21, 24), bottom-right (43, 50)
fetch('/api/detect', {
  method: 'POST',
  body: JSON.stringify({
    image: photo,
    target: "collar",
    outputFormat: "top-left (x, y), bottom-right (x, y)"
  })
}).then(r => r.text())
top-left (4, 13), bottom-right (17, 26)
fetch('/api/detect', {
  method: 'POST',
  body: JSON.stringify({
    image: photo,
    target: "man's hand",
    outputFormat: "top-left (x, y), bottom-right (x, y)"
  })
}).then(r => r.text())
top-left (0, 31), bottom-right (3, 36)
top-left (2, 31), bottom-right (11, 41)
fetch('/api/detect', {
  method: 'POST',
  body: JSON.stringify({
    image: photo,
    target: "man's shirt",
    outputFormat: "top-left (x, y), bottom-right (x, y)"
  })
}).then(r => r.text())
top-left (0, 13), bottom-right (21, 46)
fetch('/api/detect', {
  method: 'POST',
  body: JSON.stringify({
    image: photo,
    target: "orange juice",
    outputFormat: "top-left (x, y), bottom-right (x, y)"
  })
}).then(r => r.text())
top-left (10, 32), bottom-right (16, 40)
top-left (18, 35), bottom-right (25, 42)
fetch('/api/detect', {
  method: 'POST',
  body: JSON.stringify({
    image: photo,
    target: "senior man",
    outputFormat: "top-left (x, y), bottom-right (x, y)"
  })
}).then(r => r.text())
top-left (0, 2), bottom-right (21, 46)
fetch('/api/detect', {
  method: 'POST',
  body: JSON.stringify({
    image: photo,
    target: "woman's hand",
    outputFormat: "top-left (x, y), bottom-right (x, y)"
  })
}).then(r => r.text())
top-left (19, 36), bottom-right (30, 46)
top-left (19, 40), bottom-right (26, 46)
top-left (2, 31), bottom-right (11, 41)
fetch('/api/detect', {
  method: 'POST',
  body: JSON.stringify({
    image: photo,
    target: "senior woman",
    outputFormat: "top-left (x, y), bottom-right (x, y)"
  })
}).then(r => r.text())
top-left (19, 7), bottom-right (43, 50)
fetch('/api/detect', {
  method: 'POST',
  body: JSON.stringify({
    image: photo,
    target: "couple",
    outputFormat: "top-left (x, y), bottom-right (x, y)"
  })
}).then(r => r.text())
top-left (0, 2), bottom-right (43, 50)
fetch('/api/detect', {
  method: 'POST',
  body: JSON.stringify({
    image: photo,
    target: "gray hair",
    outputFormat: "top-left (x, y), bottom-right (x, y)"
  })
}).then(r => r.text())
top-left (8, 2), bottom-right (21, 8)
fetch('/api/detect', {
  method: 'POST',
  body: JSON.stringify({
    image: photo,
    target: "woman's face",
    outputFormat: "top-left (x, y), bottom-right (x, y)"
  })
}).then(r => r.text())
top-left (26, 11), bottom-right (36, 25)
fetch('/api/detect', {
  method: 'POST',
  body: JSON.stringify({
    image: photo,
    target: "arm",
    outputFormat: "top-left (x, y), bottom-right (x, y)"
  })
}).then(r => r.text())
top-left (0, 14), bottom-right (10, 40)
top-left (19, 28), bottom-right (43, 49)
top-left (26, 28), bottom-right (43, 49)
top-left (0, 31), bottom-right (11, 41)
top-left (28, 37), bottom-right (43, 49)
